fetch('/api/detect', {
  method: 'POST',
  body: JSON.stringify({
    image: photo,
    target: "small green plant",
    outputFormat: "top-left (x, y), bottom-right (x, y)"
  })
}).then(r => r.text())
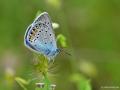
top-left (34, 54), bottom-right (51, 90)
top-left (15, 77), bottom-right (29, 90)
top-left (16, 11), bottom-right (69, 90)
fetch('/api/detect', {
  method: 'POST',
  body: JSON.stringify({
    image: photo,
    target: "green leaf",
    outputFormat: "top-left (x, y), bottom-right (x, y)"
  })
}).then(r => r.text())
top-left (15, 77), bottom-right (29, 90)
top-left (36, 11), bottom-right (42, 17)
top-left (70, 74), bottom-right (92, 90)
top-left (57, 34), bottom-right (67, 47)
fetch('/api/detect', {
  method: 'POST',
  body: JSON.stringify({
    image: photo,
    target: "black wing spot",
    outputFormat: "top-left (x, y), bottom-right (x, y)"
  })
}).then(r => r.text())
top-left (39, 31), bottom-right (41, 32)
top-left (38, 34), bottom-right (39, 35)
top-left (33, 28), bottom-right (35, 31)
top-left (34, 39), bottom-right (36, 41)
top-left (45, 42), bottom-right (47, 44)
top-left (46, 31), bottom-right (47, 32)
top-left (37, 37), bottom-right (38, 38)
top-left (50, 34), bottom-right (51, 36)
top-left (39, 24), bottom-right (41, 27)
top-left (36, 25), bottom-right (39, 29)
top-left (48, 22), bottom-right (49, 24)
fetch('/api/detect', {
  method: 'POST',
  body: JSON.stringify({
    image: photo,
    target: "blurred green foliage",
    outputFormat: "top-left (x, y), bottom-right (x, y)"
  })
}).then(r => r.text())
top-left (57, 34), bottom-right (67, 47)
top-left (15, 77), bottom-right (29, 90)
top-left (71, 74), bottom-right (92, 90)
top-left (0, 0), bottom-right (120, 90)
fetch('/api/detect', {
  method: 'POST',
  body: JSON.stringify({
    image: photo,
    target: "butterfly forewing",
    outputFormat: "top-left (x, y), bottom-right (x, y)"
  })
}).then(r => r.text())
top-left (33, 12), bottom-right (52, 26)
top-left (33, 12), bottom-right (57, 49)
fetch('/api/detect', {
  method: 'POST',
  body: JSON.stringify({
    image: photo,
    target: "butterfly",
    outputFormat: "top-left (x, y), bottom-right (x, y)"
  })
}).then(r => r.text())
top-left (24, 12), bottom-right (60, 60)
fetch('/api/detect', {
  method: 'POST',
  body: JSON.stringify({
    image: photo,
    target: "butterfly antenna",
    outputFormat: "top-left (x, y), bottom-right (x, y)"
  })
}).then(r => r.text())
top-left (60, 48), bottom-right (71, 56)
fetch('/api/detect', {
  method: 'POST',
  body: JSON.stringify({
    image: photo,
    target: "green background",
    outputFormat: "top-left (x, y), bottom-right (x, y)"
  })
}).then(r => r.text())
top-left (0, 0), bottom-right (120, 90)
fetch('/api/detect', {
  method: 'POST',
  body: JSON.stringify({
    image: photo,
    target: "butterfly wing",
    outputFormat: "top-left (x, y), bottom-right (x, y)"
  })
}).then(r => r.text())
top-left (24, 23), bottom-right (49, 54)
top-left (24, 12), bottom-right (58, 58)
top-left (33, 12), bottom-right (57, 50)
top-left (33, 12), bottom-right (51, 25)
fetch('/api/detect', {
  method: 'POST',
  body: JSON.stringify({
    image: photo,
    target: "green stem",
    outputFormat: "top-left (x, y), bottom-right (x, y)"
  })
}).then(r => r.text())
top-left (43, 74), bottom-right (51, 90)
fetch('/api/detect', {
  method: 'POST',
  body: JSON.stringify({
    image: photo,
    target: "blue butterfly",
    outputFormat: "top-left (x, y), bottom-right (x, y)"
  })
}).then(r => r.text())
top-left (24, 12), bottom-right (60, 60)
